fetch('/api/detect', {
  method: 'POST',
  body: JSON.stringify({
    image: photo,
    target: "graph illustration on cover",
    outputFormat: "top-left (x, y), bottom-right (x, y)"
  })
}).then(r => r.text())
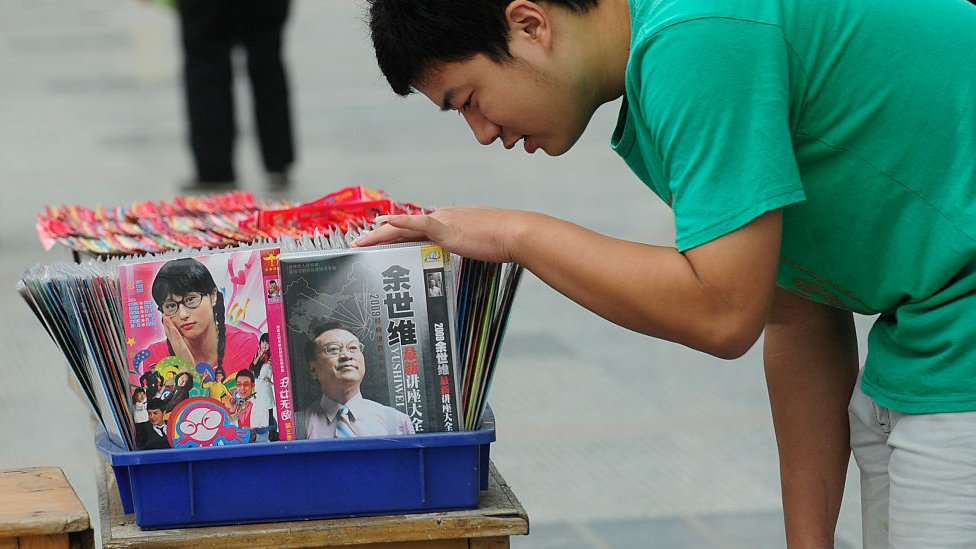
top-left (279, 243), bottom-right (461, 439)
top-left (118, 247), bottom-right (290, 449)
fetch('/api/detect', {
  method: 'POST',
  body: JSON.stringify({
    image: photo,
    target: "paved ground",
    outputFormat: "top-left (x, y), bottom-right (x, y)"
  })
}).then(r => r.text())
top-left (0, 1), bottom-right (867, 547)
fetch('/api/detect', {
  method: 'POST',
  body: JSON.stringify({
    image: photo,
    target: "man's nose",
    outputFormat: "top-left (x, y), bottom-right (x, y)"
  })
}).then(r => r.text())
top-left (462, 109), bottom-right (501, 146)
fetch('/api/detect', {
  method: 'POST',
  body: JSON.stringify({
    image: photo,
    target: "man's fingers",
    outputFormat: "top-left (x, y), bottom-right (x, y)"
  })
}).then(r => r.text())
top-left (374, 214), bottom-right (437, 233)
top-left (354, 215), bottom-right (437, 247)
top-left (387, 214), bottom-right (446, 241)
top-left (353, 227), bottom-right (421, 246)
top-left (352, 224), bottom-right (412, 246)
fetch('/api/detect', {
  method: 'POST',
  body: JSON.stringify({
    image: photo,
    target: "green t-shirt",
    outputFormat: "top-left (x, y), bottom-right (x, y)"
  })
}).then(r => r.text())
top-left (612, 0), bottom-right (976, 414)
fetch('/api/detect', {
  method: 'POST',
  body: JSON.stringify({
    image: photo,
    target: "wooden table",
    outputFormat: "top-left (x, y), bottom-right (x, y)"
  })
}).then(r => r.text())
top-left (0, 467), bottom-right (94, 549)
top-left (98, 462), bottom-right (529, 549)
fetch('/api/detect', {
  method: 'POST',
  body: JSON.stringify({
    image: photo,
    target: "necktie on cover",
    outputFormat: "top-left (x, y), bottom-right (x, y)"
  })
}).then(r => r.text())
top-left (335, 404), bottom-right (354, 438)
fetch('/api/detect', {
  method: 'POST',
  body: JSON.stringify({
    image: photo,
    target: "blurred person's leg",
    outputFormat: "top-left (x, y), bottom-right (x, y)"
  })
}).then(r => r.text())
top-left (178, 0), bottom-right (238, 186)
top-left (243, 0), bottom-right (295, 187)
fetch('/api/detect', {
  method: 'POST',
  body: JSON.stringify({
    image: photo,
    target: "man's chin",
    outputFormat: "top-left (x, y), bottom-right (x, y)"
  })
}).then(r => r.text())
top-left (541, 134), bottom-right (583, 157)
top-left (334, 370), bottom-right (362, 383)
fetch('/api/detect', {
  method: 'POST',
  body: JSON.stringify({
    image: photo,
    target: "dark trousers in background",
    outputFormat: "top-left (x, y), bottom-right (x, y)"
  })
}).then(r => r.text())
top-left (178, 0), bottom-right (295, 183)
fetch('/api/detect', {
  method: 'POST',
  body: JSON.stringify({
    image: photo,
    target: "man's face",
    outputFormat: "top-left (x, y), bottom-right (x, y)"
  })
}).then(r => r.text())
top-left (236, 376), bottom-right (254, 399)
top-left (415, 51), bottom-right (596, 157)
top-left (148, 408), bottom-right (164, 426)
top-left (309, 329), bottom-right (366, 398)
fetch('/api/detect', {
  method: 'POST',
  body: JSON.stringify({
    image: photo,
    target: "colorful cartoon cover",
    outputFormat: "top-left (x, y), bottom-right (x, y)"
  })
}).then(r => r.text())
top-left (279, 243), bottom-right (461, 439)
top-left (118, 247), bottom-right (294, 449)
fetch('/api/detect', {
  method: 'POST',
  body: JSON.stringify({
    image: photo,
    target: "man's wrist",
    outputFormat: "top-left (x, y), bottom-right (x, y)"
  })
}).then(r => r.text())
top-left (507, 210), bottom-right (548, 265)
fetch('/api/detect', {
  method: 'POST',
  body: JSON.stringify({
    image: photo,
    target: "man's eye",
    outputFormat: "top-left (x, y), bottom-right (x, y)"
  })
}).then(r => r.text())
top-left (457, 96), bottom-right (472, 115)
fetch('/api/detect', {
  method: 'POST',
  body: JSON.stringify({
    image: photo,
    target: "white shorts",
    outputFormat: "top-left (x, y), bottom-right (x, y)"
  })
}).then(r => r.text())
top-left (849, 374), bottom-right (976, 548)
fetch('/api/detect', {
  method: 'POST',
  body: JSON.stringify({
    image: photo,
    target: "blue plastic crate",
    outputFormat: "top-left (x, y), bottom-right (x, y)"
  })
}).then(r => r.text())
top-left (96, 411), bottom-right (495, 529)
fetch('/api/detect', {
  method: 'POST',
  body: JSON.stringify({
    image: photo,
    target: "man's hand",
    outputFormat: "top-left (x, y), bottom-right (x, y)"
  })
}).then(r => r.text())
top-left (353, 206), bottom-right (530, 263)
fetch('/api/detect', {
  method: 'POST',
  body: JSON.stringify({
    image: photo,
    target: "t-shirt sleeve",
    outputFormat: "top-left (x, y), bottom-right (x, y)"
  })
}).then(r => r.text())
top-left (635, 17), bottom-right (806, 250)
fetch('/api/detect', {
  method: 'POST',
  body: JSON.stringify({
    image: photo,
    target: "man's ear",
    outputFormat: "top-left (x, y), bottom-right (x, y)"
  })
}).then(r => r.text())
top-left (505, 0), bottom-right (552, 49)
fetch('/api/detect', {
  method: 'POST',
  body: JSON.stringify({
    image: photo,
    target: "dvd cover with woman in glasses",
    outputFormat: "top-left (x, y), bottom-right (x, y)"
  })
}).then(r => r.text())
top-left (118, 247), bottom-right (290, 449)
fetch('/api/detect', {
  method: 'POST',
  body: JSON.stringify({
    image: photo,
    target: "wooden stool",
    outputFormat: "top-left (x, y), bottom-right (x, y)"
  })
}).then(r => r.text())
top-left (0, 467), bottom-right (94, 549)
top-left (98, 461), bottom-right (529, 548)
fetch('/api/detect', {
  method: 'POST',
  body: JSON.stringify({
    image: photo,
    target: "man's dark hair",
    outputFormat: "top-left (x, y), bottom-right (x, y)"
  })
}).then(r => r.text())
top-left (236, 369), bottom-right (255, 383)
top-left (303, 320), bottom-right (352, 363)
top-left (147, 398), bottom-right (165, 412)
top-left (368, 0), bottom-right (598, 96)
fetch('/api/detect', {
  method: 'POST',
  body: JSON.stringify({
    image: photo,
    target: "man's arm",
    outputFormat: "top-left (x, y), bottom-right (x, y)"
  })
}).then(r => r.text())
top-left (357, 207), bottom-right (782, 357)
top-left (764, 288), bottom-right (859, 547)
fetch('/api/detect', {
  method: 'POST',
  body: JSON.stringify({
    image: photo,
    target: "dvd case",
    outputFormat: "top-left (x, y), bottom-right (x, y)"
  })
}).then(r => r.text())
top-left (20, 226), bottom-right (521, 451)
top-left (279, 243), bottom-right (462, 438)
top-left (118, 247), bottom-right (290, 449)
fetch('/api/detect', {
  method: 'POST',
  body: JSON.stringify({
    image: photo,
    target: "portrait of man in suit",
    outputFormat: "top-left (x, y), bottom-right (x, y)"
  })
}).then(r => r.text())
top-left (298, 321), bottom-right (415, 439)
top-left (136, 397), bottom-right (172, 450)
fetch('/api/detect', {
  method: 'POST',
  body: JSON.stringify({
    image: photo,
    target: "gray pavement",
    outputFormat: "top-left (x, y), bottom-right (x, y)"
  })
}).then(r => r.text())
top-left (0, 1), bottom-right (865, 547)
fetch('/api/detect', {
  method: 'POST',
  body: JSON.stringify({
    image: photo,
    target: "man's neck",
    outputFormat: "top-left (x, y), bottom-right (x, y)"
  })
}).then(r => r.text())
top-left (570, 0), bottom-right (632, 105)
top-left (325, 388), bottom-right (359, 405)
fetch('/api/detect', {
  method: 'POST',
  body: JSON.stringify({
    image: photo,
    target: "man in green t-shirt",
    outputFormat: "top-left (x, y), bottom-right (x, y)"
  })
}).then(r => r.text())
top-left (359, 0), bottom-right (976, 546)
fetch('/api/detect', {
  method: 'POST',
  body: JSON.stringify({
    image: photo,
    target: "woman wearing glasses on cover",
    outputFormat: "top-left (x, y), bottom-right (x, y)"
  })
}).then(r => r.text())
top-left (146, 257), bottom-right (258, 378)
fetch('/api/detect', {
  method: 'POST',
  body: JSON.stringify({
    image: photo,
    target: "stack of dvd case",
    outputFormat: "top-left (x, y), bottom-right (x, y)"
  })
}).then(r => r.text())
top-left (35, 186), bottom-right (425, 257)
top-left (19, 229), bottom-right (521, 451)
